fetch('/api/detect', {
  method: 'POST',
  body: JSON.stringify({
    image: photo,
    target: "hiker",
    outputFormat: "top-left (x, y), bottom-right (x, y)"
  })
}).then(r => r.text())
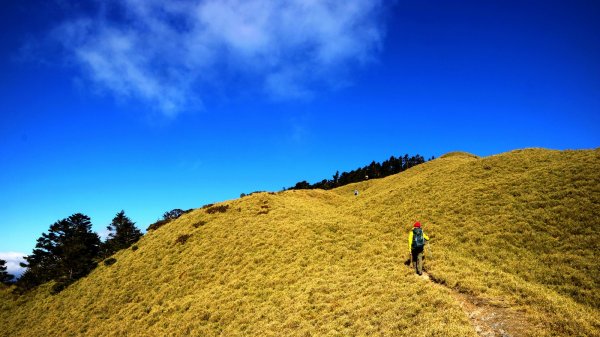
top-left (408, 221), bottom-right (429, 275)
top-left (354, 189), bottom-right (359, 196)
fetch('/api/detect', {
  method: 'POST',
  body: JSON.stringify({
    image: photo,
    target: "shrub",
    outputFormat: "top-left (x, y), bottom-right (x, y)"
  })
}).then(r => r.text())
top-left (147, 219), bottom-right (170, 231)
top-left (205, 205), bottom-right (229, 214)
top-left (147, 209), bottom-right (194, 231)
top-left (192, 221), bottom-right (207, 228)
top-left (131, 245), bottom-right (139, 251)
top-left (175, 234), bottom-right (191, 245)
top-left (104, 258), bottom-right (117, 266)
top-left (163, 209), bottom-right (185, 220)
top-left (51, 282), bottom-right (67, 294)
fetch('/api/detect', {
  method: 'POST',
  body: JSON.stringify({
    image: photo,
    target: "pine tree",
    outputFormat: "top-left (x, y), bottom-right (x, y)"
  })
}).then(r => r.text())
top-left (0, 259), bottom-right (14, 284)
top-left (332, 171), bottom-right (340, 187)
top-left (103, 210), bottom-right (142, 256)
top-left (17, 213), bottom-right (101, 292)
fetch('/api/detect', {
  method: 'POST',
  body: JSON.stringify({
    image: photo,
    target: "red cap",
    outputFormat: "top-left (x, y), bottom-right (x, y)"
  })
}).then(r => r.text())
top-left (413, 221), bottom-right (421, 228)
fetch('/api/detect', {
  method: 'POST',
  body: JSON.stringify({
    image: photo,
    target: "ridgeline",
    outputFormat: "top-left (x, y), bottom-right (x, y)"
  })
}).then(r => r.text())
top-left (1, 148), bottom-right (599, 336)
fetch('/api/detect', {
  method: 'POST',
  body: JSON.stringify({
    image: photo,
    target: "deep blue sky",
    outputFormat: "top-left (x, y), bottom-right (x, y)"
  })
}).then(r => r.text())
top-left (1, 0), bottom-right (599, 273)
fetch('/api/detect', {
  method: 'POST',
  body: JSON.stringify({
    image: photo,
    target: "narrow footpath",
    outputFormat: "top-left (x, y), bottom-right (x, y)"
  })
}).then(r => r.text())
top-left (421, 272), bottom-right (532, 337)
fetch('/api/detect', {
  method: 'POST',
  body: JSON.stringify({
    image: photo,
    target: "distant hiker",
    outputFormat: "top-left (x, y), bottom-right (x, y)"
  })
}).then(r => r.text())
top-left (408, 221), bottom-right (429, 275)
top-left (354, 190), bottom-right (359, 196)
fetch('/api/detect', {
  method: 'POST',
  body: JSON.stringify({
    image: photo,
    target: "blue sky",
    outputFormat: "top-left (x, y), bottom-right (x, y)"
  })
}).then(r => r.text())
top-left (1, 0), bottom-right (599, 276)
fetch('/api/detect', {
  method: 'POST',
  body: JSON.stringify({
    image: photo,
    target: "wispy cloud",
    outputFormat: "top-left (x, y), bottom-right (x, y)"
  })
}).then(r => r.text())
top-left (51, 0), bottom-right (386, 116)
top-left (0, 252), bottom-right (26, 279)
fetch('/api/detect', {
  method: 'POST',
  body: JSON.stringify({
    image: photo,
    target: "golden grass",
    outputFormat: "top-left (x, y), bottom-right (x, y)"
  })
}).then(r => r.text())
top-left (1, 148), bottom-right (598, 336)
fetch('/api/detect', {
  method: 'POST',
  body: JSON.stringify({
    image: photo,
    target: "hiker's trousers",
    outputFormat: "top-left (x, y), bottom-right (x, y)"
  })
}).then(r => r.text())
top-left (411, 247), bottom-right (424, 275)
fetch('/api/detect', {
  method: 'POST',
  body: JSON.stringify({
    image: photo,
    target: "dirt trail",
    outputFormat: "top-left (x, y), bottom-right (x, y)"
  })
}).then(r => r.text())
top-left (421, 272), bottom-right (531, 337)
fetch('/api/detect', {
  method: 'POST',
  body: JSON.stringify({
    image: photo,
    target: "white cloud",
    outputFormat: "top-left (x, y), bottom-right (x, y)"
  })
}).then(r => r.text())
top-left (97, 228), bottom-right (112, 241)
top-left (0, 252), bottom-right (27, 279)
top-left (52, 0), bottom-right (386, 116)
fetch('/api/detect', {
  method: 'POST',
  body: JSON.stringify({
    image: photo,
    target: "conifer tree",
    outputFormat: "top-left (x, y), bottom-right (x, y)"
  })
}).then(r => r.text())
top-left (333, 171), bottom-right (340, 186)
top-left (103, 210), bottom-right (142, 256)
top-left (17, 213), bottom-right (101, 292)
top-left (0, 259), bottom-right (14, 284)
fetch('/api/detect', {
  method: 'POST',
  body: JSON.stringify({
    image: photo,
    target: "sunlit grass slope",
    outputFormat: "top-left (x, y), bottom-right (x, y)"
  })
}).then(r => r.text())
top-left (1, 148), bottom-right (599, 336)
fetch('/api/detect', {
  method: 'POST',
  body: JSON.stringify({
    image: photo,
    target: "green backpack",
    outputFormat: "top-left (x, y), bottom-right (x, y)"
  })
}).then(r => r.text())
top-left (412, 228), bottom-right (425, 249)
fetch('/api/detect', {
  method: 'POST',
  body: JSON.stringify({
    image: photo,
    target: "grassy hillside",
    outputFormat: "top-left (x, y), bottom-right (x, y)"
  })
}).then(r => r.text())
top-left (1, 148), bottom-right (599, 336)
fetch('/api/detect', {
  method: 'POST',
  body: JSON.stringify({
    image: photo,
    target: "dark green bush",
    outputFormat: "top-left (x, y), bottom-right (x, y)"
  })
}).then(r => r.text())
top-left (147, 219), bottom-right (170, 231)
top-left (51, 282), bottom-right (67, 294)
top-left (104, 258), bottom-right (117, 266)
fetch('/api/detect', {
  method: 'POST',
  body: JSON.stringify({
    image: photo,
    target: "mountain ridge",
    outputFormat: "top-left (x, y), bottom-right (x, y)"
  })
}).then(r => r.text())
top-left (1, 148), bottom-right (598, 336)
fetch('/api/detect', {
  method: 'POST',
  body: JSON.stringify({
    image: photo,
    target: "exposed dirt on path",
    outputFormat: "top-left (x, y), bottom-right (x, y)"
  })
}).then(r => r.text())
top-left (422, 272), bottom-right (532, 337)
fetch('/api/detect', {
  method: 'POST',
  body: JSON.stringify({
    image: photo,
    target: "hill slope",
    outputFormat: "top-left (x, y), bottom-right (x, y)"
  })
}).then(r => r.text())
top-left (1, 148), bottom-right (599, 336)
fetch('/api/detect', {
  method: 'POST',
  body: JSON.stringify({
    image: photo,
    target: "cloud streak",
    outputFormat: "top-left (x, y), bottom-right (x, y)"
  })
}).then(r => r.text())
top-left (52, 0), bottom-right (386, 116)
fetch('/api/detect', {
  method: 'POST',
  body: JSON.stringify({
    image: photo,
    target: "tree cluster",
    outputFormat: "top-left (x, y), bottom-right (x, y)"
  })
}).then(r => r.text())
top-left (17, 211), bottom-right (142, 293)
top-left (289, 154), bottom-right (431, 190)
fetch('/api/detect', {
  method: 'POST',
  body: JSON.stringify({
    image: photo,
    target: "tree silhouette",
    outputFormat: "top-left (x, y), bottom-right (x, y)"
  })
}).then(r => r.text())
top-left (293, 181), bottom-right (311, 189)
top-left (0, 259), bottom-right (14, 284)
top-left (17, 213), bottom-right (101, 293)
top-left (288, 153), bottom-right (428, 191)
top-left (333, 171), bottom-right (340, 187)
top-left (102, 210), bottom-right (142, 257)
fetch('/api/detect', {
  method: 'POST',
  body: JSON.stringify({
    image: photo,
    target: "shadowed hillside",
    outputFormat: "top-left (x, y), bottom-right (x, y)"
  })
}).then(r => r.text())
top-left (1, 148), bottom-right (599, 336)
